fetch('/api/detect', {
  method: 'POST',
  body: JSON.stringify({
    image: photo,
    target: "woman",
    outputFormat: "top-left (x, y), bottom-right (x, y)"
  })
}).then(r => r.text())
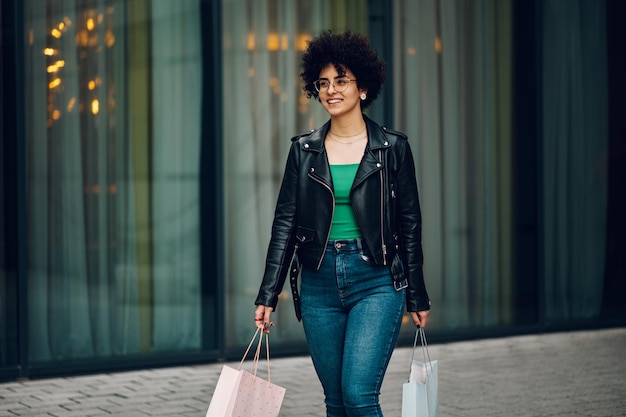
top-left (254, 31), bottom-right (431, 417)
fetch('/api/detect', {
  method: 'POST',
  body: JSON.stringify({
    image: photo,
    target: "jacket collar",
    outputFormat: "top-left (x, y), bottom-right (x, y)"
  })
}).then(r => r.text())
top-left (302, 114), bottom-right (391, 191)
top-left (299, 114), bottom-right (391, 152)
top-left (364, 114), bottom-right (391, 150)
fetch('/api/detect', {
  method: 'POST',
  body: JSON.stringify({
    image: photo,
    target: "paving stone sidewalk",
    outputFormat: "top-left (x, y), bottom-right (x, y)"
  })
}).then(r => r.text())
top-left (0, 328), bottom-right (624, 417)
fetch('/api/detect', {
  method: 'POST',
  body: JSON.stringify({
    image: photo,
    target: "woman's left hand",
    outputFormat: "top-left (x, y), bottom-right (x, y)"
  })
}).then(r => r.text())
top-left (255, 305), bottom-right (275, 334)
top-left (410, 310), bottom-right (429, 328)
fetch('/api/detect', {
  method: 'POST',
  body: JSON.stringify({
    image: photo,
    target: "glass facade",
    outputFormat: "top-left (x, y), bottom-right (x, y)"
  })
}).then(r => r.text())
top-left (393, 0), bottom-right (517, 329)
top-left (21, 0), bottom-right (204, 364)
top-left (0, 0), bottom-right (624, 380)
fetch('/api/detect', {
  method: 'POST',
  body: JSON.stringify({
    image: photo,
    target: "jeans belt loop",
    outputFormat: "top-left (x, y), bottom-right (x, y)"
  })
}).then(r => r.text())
top-left (394, 279), bottom-right (408, 291)
top-left (355, 237), bottom-right (363, 253)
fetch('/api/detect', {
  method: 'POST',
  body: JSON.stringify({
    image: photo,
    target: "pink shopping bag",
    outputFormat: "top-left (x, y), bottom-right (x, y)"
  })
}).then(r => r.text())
top-left (206, 329), bottom-right (286, 417)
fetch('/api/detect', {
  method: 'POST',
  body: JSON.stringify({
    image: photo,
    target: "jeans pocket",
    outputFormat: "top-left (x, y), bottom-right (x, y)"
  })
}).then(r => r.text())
top-left (358, 244), bottom-right (375, 265)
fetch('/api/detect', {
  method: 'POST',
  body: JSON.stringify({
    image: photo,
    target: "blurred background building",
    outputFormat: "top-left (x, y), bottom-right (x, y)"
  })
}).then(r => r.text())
top-left (1, 0), bottom-right (624, 381)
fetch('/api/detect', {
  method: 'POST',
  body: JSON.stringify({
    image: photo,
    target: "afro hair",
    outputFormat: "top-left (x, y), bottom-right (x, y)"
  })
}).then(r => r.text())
top-left (300, 31), bottom-right (385, 110)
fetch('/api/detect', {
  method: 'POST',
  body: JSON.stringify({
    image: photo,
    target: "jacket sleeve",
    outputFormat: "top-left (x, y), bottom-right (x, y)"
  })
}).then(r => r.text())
top-left (396, 139), bottom-right (431, 312)
top-left (255, 142), bottom-right (300, 310)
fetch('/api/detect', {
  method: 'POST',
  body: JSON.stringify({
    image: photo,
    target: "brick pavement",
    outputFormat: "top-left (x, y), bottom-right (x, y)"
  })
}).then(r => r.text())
top-left (0, 328), bottom-right (624, 417)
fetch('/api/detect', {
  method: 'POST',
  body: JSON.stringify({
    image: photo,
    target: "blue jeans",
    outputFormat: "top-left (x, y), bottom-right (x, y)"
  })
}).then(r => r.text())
top-left (300, 238), bottom-right (405, 417)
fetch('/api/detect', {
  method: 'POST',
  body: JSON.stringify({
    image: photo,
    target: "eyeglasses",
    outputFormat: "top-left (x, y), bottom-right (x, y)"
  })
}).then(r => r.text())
top-left (313, 77), bottom-right (358, 93)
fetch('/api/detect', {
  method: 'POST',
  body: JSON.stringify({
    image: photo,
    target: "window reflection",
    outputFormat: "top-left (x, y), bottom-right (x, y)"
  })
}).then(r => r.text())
top-left (24, 0), bottom-right (203, 363)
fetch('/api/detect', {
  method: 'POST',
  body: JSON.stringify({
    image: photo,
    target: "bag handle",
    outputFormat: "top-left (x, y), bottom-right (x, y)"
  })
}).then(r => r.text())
top-left (408, 326), bottom-right (434, 379)
top-left (238, 328), bottom-right (274, 384)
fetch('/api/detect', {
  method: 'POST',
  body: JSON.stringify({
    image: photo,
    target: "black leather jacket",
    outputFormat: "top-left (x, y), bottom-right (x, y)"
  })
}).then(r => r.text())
top-left (255, 115), bottom-right (431, 320)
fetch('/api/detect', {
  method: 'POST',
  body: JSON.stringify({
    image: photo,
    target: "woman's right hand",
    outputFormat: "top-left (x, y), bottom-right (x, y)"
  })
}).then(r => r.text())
top-left (410, 310), bottom-right (429, 328)
top-left (254, 305), bottom-right (274, 334)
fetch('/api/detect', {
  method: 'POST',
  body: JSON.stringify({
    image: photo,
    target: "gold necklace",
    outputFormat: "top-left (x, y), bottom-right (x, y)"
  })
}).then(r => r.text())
top-left (328, 127), bottom-right (366, 138)
top-left (328, 135), bottom-right (367, 145)
top-left (327, 128), bottom-right (367, 144)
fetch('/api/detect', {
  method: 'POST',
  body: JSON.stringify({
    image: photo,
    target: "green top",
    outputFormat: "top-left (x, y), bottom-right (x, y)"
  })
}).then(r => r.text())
top-left (329, 164), bottom-right (362, 240)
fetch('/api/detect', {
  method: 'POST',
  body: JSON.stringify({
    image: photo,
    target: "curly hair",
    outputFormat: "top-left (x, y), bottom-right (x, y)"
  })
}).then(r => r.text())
top-left (300, 31), bottom-right (385, 110)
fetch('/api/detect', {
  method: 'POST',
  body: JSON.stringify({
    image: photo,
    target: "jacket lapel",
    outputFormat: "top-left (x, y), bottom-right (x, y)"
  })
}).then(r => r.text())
top-left (302, 121), bottom-right (333, 190)
top-left (352, 115), bottom-right (390, 190)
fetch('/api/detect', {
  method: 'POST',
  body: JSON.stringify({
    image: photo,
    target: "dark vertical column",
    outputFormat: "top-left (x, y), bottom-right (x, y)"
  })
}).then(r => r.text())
top-left (511, 0), bottom-right (540, 325)
top-left (199, 0), bottom-right (223, 352)
top-left (602, 0), bottom-right (626, 319)
top-left (367, 0), bottom-right (393, 126)
top-left (0, 0), bottom-right (26, 380)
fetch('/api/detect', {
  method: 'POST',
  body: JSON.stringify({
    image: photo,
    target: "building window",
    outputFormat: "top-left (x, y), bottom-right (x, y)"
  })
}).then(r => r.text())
top-left (23, 0), bottom-right (203, 363)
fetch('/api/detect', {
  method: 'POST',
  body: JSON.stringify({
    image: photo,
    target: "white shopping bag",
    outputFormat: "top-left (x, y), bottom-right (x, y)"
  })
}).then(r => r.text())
top-left (205, 365), bottom-right (242, 417)
top-left (401, 328), bottom-right (438, 417)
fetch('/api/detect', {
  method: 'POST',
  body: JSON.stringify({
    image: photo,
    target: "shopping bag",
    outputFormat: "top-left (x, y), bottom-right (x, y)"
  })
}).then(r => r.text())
top-left (205, 365), bottom-right (242, 416)
top-left (401, 327), bottom-right (438, 417)
top-left (206, 328), bottom-right (286, 417)
top-left (231, 368), bottom-right (285, 416)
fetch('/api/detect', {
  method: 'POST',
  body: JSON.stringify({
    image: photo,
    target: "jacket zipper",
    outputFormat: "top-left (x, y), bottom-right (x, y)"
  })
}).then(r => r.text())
top-left (308, 172), bottom-right (335, 270)
top-left (379, 149), bottom-right (387, 265)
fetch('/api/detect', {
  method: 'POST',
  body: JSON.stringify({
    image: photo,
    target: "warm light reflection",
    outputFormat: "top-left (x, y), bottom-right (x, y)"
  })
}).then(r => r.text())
top-left (67, 97), bottom-right (76, 111)
top-left (49, 78), bottom-right (62, 89)
top-left (407, 47), bottom-right (416, 55)
top-left (281, 34), bottom-right (288, 51)
top-left (265, 33), bottom-right (290, 51)
top-left (267, 33), bottom-right (279, 51)
top-left (105, 30), bottom-right (115, 47)
top-left (109, 184), bottom-right (117, 194)
top-left (77, 30), bottom-right (88, 46)
top-left (296, 34), bottom-right (311, 51)
top-left (248, 68), bottom-right (255, 78)
top-left (247, 31), bottom-right (310, 51)
top-left (435, 36), bottom-right (442, 53)
top-left (91, 99), bottom-right (100, 114)
top-left (43, 10), bottom-right (115, 124)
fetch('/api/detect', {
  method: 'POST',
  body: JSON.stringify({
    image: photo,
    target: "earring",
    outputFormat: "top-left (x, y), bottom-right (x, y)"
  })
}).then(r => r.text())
top-left (360, 93), bottom-right (367, 100)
